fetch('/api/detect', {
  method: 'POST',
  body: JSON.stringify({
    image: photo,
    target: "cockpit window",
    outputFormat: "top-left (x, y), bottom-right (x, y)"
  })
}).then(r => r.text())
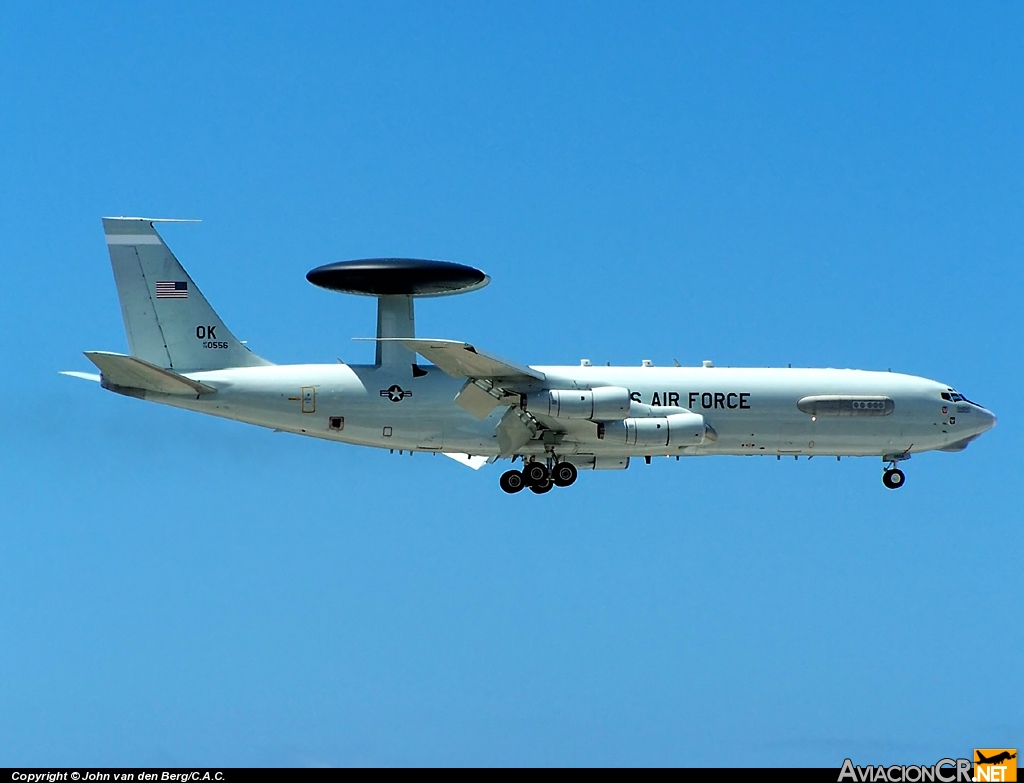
top-left (942, 389), bottom-right (977, 404)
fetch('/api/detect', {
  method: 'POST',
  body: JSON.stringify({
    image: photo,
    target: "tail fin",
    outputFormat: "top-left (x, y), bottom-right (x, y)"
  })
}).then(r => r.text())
top-left (103, 217), bottom-right (272, 372)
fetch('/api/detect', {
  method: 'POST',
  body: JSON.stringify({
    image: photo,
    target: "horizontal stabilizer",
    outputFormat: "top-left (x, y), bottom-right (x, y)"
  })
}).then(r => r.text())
top-left (60, 371), bottom-right (101, 383)
top-left (368, 338), bottom-right (545, 381)
top-left (84, 351), bottom-right (216, 395)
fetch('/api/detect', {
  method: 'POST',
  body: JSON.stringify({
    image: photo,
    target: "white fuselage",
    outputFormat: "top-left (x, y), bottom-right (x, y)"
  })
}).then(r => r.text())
top-left (121, 362), bottom-right (995, 462)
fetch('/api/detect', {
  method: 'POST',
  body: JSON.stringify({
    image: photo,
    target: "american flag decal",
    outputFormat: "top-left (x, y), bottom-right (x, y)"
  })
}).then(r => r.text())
top-left (155, 281), bottom-right (188, 299)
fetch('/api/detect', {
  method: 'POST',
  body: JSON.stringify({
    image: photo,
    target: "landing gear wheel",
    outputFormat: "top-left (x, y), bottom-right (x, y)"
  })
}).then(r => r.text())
top-left (552, 462), bottom-right (578, 487)
top-left (500, 470), bottom-right (526, 494)
top-left (524, 462), bottom-right (549, 487)
top-left (529, 478), bottom-right (553, 494)
top-left (883, 468), bottom-right (906, 489)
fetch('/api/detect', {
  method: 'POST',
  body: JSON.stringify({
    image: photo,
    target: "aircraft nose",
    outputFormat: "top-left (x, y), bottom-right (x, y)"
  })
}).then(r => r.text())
top-left (978, 406), bottom-right (997, 433)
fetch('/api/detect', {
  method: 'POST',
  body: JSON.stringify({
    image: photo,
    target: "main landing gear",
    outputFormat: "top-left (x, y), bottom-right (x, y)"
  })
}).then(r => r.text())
top-left (500, 459), bottom-right (578, 494)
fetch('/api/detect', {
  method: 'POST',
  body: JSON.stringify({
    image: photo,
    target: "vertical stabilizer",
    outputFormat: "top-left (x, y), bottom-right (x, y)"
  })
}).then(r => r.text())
top-left (103, 218), bottom-right (271, 372)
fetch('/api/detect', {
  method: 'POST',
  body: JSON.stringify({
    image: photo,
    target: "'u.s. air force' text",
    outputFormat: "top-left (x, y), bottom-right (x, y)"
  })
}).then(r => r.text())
top-left (631, 391), bottom-right (752, 409)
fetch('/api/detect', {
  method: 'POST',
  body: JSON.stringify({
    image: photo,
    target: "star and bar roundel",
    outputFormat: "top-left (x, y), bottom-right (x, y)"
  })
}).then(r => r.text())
top-left (380, 384), bottom-right (412, 402)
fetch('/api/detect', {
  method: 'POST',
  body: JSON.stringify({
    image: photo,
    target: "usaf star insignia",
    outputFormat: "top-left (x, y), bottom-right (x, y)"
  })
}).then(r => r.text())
top-left (381, 384), bottom-right (412, 402)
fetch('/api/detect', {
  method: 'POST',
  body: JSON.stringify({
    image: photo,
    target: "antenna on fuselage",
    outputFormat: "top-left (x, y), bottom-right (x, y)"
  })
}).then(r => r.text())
top-left (305, 257), bottom-right (490, 370)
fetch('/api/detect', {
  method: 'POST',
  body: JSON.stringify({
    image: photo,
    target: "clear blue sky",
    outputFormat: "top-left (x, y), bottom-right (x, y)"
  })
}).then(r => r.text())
top-left (1, 1), bottom-right (1020, 767)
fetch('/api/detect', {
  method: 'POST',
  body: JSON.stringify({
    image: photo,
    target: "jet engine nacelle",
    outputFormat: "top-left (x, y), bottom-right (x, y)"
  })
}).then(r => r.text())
top-left (526, 386), bottom-right (632, 421)
top-left (597, 412), bottom-right (715, 448)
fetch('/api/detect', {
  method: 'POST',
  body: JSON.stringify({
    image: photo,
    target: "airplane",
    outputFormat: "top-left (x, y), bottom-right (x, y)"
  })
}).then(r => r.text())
top-left (976, 752), bottom-right (1016, 765)
top-left (63, 217), bottom-right (997, 494)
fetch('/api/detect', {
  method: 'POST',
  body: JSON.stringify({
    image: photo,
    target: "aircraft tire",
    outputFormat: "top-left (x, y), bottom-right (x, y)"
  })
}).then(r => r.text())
top-left (552, 462), bottom-right (578, 487)
top-left (524, 462), bottom-right (549, 486)
top-left (500, 470), bottom-right (526, 494)
top-left (529, 478), bottom-right (553, 494)
top-left (882, 468), bottom-right (906, 489)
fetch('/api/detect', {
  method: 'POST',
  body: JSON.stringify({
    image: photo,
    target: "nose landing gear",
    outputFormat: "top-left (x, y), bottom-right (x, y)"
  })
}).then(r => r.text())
top-left (882, 468), bottom-right (905, 489)
top-left (881, 452), bottom-right (910, 490)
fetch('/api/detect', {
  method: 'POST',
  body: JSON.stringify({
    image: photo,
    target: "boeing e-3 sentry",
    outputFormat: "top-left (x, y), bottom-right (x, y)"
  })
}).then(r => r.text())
top-left (64, 218), bottom-right (996, 494)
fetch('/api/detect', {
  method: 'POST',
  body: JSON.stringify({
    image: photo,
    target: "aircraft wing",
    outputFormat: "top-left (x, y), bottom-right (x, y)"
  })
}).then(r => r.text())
top-left (369, 337), bottom-right (546, 449)
top-left (373, 338), bottom-right (547, 452)
top-left (378, 338), bottom-right (545, 382)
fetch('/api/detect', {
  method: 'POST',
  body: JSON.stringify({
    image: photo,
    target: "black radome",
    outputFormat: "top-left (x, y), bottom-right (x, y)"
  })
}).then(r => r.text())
top-left (306, 258), bottom-right (489, 297)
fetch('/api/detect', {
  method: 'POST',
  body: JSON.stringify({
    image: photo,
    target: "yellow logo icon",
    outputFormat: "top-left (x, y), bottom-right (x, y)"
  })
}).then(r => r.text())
top-left (975, 749), bottom-right (1017, 782)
